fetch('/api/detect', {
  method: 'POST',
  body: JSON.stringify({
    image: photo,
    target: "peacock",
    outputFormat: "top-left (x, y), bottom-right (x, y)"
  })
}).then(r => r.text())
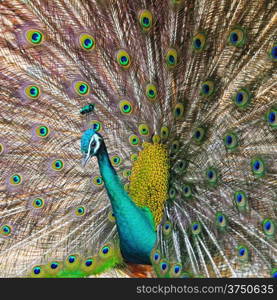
top-left (0, 0), bottom-right (276, 278)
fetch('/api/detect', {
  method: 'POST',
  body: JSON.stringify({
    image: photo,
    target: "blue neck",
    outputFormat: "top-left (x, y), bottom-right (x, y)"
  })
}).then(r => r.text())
top-left (96, 145), bottom-right (156, 264)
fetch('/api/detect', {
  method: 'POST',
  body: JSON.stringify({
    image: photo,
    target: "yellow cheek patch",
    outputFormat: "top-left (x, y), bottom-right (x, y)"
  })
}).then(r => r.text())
top-left (129, 142), bottom-right (169, 226)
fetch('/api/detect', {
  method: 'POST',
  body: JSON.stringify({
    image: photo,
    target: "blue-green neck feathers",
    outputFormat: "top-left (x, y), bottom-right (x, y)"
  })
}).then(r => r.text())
top-left (81, 129), bottom-right (156, 264)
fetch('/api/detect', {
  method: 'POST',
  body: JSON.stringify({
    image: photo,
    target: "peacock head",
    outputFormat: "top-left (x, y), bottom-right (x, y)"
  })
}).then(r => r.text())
top-left (81, 128), bottom-right (104, 165)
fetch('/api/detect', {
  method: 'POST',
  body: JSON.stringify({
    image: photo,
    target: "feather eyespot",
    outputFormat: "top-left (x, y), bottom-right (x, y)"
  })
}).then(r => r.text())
top-left (138, 10), bottom-right (153, 32)
top-left (170, 264), bottom-right (182, 277)
top-left (159, 260), bottom-right (169, 274)
top-left (227, 27), bottom-right (247, 47)
top-left (160, 126), bottom-right (169, 139)
top-left (129, 135), bottom-right (140, 146)
top-left (265, 108), bottom-right (277, 128)
top-left (32, 198), bottom-right (45, 209)
top-left (234, 191), bottom-right (247, 211)
top-left (223, 132), bottom-right (238, 150)
top-left (233, 88), bottom-right (251, 108)
top-left (191, 222), bottom-right (201, 235)
top-left (75, 206), bottom-right (86, 217)
top-left (236, 245), bottom-right (250, 262)
top-left (251, 157), bottom-right (265, 177)
top-left (25, 29), bottom-right (44, 45)
top-left (165, 48), bottom-right (178, 68)
top-left (35, 125), bottom-right (50, 138)
top-left (215, 212), bottom-right (227, 230)
top-left (192, 33), bottom-right (206, 52)
top-left (93, 176), bottom-right (103, 186)
top-left (145, 83), bottom-right (158, 101)
top-left (0, 225), bottom-right (12, 236)
top-left (79, 33), bottom-right (95, 50)
top-left (116, 49), bottom-right (131, 69)
top-left (182, 184), bottom-right (192, 198)
top-left (25, 85), bottom-right (41, 99)
top-left (262, 218), bottom-right (275, 237)
top-left (119, 100), bottom-right (133, 115)
top-left (111, 155), bottom-right (122, 166)
top-left (193, 127), bottom-right (206, 144)
top-left (9, 174), bottom-right (22, 185)
top-left (205, 167), bottom-right (219, 185)
top-left (74, 81), bottom-right (90, 96)
top-left (200, 80), bottom-right (215, 97)
top-left (173, 103), bottom-right (184, 120)
top-left (51, 159), bottom-right (64, 171)
top-left (138, 124), bottom-right (150, 136)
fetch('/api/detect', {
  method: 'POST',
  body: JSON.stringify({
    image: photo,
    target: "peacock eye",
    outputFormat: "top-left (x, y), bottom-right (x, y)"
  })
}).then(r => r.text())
top-left (9, 174), bottom-right (22, 185)
top-left (191, 221), bottom-right (201, 235)
top-left (33, 266), bottom-right (41, 275)
top-left (119, 100), bottom-right (133, 115)
top-left (233, 88), bottom-right (251, 108)
top-left (68, 255), bottom-right (76, 263)
top-left (169, 187), bottom-right (176, 200)
top-left (145, 83), bottom-right (158, 101)
top-left (200, 80), bottom-right (215, 97)
top-left (85, 259), bottom-right (93, 267)
top-left (269, 43), bottom-right (277, 61)
top-left (159, 260), bottom-right (169, 274)
top-left (205, 167), bottom-right (218, 185)
top-left (163, 221), bottom-right (172, 235)
top-left (192, 32), bottom-right (206, 52)
top-left (215, 212), bottom-right (227, 230)
top-left (160, 126), bottom-right (169, 139)
top-left (173, 103), bottom-right (184, 120)
top-left (32, 198), bottom-right (45, 209)
top-left (25, 85), bottom-right (41, 99)
top-left (50, 262), bottom-right (59, 269)
top-left (26, 29), bottom-right (44, 45)
top-left (74, 81), bottom-right (90, 96)
top-left (138, 9), bottom-right (153, 32)
top-left (237, 245), bottom-right (249, 262)
top-left (223, 132), bottom-right (238, 150)
top-left (234, 191), bottom-right (247, 211)
top-left (90, 120), bottom-right (102, 132)
top-left (251, 157), bottom-right (265, 177)
top-left (228, 27), bottom-right (246, 47)
top-left (99, 243), bottom-right (113, 258)
top-left (193, 127), bottom-right (206, 144)
top-left (111, 155), bottom-right (122, 166)
top-left (79, 33), bottom-right (95, 50)
top-left (35, 125), bottom-right (50, 138)
top-left (116, 49), bottom-right (131, 68)
top-left (0, 225), bottom-right (12, 236)
top-left (182, 183), bottom-right (192, 198)
top-left (93, 176), bottom-right (103, 186)
top-left (75, 206), bottom-right (86, 217)
top-left (165, 48), bottom-right (178, 68)
top-left (265, 108), bottom-right (277, 128)
top-left (262, 218), bottom-right (275, 237)
top-left (129, 134), bottom-right (140, 146)
top-left (51, 159), bottom-right (64, 171)
top-left (138, 124), bottom-right (150, 136)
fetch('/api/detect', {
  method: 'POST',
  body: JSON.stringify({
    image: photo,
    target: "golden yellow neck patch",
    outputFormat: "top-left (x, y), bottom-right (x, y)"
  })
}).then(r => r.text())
top-left (129, 142), bottom-right (169, 226)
